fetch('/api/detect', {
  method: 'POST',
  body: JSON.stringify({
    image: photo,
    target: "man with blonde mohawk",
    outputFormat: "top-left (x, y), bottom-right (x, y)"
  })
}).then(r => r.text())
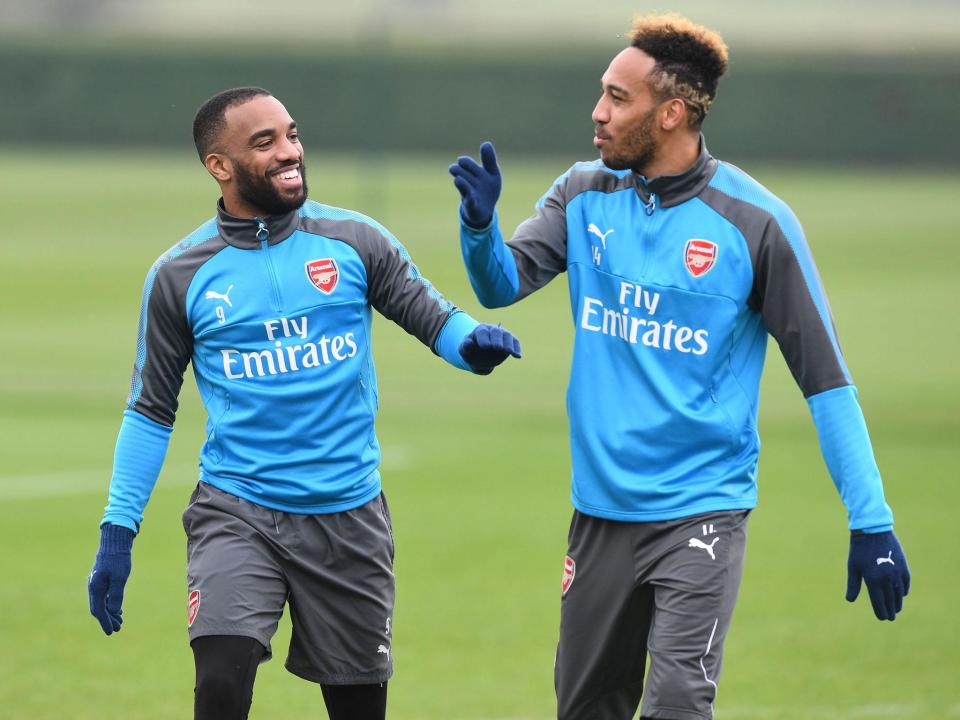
top-left (449, 14), bottom-right (910, 720)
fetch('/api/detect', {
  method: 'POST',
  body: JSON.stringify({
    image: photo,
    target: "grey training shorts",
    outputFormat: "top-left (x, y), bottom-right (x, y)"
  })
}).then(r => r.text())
top-left (181, 481), bottom-right (395, 685)
top-left (555, 509), bottom-right (750, 720)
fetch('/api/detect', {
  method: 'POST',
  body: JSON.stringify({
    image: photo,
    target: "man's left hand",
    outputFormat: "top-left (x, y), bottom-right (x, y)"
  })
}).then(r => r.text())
top-left (449, 141), bottom-right (501, 229)
top-left (846, 530), bottom-right (910, 621)
top-left (459, 324), bottom-right (521, 375)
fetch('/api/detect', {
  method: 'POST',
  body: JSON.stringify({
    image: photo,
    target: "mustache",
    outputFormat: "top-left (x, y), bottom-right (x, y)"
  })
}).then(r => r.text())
top-left (267, 160), bottom-right (305, 176)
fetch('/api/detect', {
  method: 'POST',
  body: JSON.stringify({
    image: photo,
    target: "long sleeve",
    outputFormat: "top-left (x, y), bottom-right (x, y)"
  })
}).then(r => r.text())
top-left (807, 386), bottom-right (893, 531)
top-left (100, 409), bottom-right (173, 532)
top-left (460, 170), bottom-right (572, 307)
top-left (459, 211), bottom-right (521, 308)
top-left (746, 198), bottom-right (893, 530)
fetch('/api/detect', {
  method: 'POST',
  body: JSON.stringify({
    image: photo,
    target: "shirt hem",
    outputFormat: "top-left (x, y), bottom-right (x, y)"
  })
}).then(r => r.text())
top-left (199, 472), bottom-right (381, 515)
top-left (571, 493), bottom-right (756, 523)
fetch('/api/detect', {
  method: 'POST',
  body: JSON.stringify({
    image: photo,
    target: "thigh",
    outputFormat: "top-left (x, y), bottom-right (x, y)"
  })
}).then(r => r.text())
top-left (183, 482), bottom-right (288, 660)
top-left (556, 511), bottom-right (651, 720)
top-left (641, 510), bottom-right (749, 719)
top-left (282, 492), bottom-right (396, 685)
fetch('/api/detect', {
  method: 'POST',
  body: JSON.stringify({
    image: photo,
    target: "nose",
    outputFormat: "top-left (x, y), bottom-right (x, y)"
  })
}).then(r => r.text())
top-left (276, 135), bottom-right (301, 161)
top-left (591, 95), bottom-right (608, 125)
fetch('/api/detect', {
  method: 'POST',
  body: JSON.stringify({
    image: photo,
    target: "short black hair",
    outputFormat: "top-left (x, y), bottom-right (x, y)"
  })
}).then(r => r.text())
top-left (192, 87), bottom-right (272, 161)
top-left (629, 15), bottom-right (729, 126)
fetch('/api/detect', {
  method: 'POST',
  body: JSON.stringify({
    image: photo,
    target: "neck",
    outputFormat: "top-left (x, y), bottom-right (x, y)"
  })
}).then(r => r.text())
top-left (638, 130), bottom-right (700, 179)
top-left (221, 193), bottom-right (262, 219)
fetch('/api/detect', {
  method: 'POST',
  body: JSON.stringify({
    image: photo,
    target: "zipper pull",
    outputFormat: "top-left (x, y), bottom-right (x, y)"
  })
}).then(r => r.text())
top-left (255, 218), bottom-right (269, 244)
top-left (644, 192), bottom-right (657, 216)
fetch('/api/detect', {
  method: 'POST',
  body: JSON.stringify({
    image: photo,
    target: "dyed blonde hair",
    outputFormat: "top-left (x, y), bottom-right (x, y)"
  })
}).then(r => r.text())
top-left (628, 14), bottom-right (729, 126)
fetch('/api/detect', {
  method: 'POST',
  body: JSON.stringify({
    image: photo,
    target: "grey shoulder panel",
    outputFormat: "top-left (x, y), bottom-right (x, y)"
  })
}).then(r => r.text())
top-left (300, 216), bottom-right (456, 350)
top-left (510, 164), bottom-right (632, 300)
top-left (698, 185), bottom-right (850, 397)
top-left (130, 235), bottom-right (227, 425)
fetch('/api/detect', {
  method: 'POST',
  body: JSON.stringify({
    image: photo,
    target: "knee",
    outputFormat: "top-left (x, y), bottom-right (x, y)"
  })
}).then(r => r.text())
top-left (196, 663), bottom-right (256, 720)
top-left (192, 635), bottom-right (263, 720)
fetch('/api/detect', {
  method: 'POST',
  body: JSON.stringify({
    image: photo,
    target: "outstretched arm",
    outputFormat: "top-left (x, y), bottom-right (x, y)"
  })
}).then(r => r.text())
top-left (343, 211), bottom-right (521, 374)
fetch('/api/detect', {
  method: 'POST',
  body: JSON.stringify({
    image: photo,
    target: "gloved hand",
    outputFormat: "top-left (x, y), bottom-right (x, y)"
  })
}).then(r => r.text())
top-left (448, 141), bottom-right (501, 229)
top-left (459, 323), bottom-right (521, 375)
top-left (846, 530), bottom-right (910, 621)
top-left (88, 523), bottom-right (136, 635)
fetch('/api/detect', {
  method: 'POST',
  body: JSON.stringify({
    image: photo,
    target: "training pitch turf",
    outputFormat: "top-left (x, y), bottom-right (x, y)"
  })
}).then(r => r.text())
top-left (0, 149), bottom-right (957, 719)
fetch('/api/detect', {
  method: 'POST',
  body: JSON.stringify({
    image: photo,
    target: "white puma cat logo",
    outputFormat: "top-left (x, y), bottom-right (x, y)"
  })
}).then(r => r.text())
top-left (587, 223), bottom-right (614, 248)
top-left (688, 537), bottom-right (719, 560)
top-left (876, 551), bottom-right (895, 566)
top-left (204, 284), bottom-right (234, 307)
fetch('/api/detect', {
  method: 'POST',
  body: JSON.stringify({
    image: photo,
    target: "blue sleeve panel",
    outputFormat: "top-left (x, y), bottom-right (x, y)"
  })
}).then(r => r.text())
top-left (459, 210), bottom-right (520, 308)
top-left (807, 385), bottom-right (893, 532)
top-left (100, 409), bottom-right (173, 533)
top-left (433, 310), bottom-right (481, 372)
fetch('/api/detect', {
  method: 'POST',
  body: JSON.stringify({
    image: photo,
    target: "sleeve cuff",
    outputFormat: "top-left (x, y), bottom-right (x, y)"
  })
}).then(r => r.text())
top-left (433, 311), bottom-right (480, 372)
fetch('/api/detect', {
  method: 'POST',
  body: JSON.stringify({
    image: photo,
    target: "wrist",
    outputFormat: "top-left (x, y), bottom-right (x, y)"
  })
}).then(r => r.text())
top-left (460, 206), bottom-right (495, 232)
top-left (99, 523), bottom-right (136, 553)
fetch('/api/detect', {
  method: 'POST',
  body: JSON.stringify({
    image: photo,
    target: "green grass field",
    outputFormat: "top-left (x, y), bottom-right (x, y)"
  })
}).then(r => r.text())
top-left (0, 149), bottom-right (957, 719)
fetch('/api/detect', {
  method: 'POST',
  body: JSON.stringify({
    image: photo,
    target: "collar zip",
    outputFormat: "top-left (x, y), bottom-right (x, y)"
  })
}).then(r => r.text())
top-left (255, 218), bottom-right (269, 244)
top-left (643, 192), bottom-right (657, 216)
top-left (637, 177), bottom-right (658, 216)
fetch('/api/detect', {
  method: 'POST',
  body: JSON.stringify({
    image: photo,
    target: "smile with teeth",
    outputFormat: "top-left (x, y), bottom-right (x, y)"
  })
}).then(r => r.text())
top-left (275, 167), bottom-right (300, 180)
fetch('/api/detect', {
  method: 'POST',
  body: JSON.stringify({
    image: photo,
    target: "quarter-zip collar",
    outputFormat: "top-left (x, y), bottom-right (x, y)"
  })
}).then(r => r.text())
top-left (634, 135), bottom-right (718, 209)
top-left (216, 198), bottom-right (300, 249)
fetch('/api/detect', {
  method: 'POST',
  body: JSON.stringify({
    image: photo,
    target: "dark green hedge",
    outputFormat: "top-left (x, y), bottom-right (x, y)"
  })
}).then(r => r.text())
top-left (2, 38), bottom-right (957, 165)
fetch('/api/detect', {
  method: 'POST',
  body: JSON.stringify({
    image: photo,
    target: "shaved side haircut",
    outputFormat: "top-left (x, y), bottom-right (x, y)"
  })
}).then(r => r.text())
top-left (629, 14), bottom-right (729, 126)
top-left (192, 87), bottom-right (272, 161)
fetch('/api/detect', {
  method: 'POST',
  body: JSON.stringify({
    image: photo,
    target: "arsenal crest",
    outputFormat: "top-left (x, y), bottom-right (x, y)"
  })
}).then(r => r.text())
top-left (188, 589), bottom-right (201, 627)
top-left (306, 258), bottom-right (339, 294)
top-left (684, 239), bottom-right (718, 278)
top-left (562, 555), bottom-right (576, 596)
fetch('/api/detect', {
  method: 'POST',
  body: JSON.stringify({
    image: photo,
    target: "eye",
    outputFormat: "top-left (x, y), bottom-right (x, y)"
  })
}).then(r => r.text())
top-left (256, 140), bottom-right (273, 150)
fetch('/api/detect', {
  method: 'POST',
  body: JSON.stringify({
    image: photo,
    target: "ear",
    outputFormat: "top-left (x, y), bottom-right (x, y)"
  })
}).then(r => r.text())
top-left (659, 98), bottom-right (688, 131)
top-left (204, 153), bottom-right (232, 182)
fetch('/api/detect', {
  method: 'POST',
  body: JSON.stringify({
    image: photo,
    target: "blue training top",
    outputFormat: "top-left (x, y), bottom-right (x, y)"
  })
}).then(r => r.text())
top-left (102, 199), bottom-right (479, 531)
top-left (459, 141), bottom-right (893, 531)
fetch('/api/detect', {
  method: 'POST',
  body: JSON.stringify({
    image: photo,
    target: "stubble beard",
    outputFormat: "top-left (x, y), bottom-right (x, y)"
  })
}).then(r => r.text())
top-left (601, 107), bottom-right (659, 175)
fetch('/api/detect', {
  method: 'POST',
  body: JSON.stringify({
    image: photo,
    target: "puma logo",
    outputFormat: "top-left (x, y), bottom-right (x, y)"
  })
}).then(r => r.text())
top-left (876, 551), bottom-right (895, 566)
top-left (377, 644), bottom-right (390, 658)
top-left (204, 284), bottom-right (235, 307)
top-left (688, 537), bottom-right (719, 560)
top-left (587, 223), bottom-right (614, 248)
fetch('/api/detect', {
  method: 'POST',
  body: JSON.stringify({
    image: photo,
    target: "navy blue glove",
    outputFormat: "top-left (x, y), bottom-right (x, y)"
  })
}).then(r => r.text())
top-left (449, 141), bottom-right (501, 229)
top-left (459, 323), bottom-right (521, 375)
top-left (88, 523), bottom-right (135, 635)
top-left (846, 531), bottom-right (910, 621)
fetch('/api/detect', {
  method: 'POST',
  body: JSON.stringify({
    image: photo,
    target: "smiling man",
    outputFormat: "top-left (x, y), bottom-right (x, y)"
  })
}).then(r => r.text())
top-left (87, 87), bottom-right (521, 720)
top-left (449, 14), bottom-right (910, 720)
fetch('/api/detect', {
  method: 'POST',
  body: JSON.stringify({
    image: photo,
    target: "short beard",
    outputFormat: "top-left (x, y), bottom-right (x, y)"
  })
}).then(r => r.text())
top-left (601, 106), bottom-right (659, 174)
top-left (233, 159), bottom-right (309, 216)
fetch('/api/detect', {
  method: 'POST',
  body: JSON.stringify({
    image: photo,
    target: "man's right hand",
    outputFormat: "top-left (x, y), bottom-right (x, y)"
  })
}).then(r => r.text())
top-left (459, 323), bottom-right (522, 374)
top-left (449, 141), bottom-right (501, 229)
top-left (88, 523), bottom-right (135, 635)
